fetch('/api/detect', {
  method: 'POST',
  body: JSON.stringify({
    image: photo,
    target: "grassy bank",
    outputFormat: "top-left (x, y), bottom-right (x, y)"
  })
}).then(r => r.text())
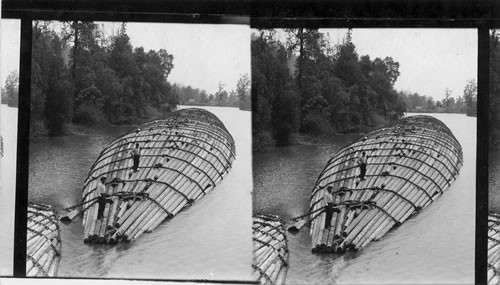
top-left (253, 120), bottom-right (388, 152)
top-left (29, 105), bottom-right (166, 141)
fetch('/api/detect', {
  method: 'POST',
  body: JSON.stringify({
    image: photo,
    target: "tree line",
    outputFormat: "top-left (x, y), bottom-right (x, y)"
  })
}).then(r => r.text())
top-left (173, 73), bottom-right (251, 110)
top-left (491, 30), bottom-right (500, 150)
top-left (1, 71), bottom-right (18, 107)
top-left (21, 21), bottom-right (250, 139)
top-left (399, 80), bottom-right (477, 116)
top-left (252, 29), bottom-right (406, 149)
top-left (29, 21), bottom-right (177, 138)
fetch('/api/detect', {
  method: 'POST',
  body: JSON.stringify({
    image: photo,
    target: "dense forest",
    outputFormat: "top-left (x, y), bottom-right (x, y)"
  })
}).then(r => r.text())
top-left (491, 30), bottom-right (500, 150)
top-left (252, 29), bottom-right (406, 149)
top-left (29, 21), bottom-right (178, 138)
top-left (399, 79), bottom-right (477, 115)
top-left (1, 21), bottom-right (250, 139)
top-left (252, 28), bottom-right (477, 150)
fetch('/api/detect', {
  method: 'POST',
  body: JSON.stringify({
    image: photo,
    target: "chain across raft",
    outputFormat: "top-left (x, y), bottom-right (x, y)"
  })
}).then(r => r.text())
top-left (253, 214), bottom-right (289, 285)
top-left (80, 108), bottom-right (236, 244)
top-left (27, 203), bottom-right (62, 277)
top-left (309, 115), bottom-right (463, 253)
top-left (489, 212), bottom-right (500, 284)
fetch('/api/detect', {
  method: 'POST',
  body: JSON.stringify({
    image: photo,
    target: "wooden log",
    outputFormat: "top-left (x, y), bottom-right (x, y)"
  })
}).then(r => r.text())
top-left (26, 203), bottom-right (61, 277)
top-left (253, 214), bottom-right (288, 285)
top-left (82, 108), bottom-right (235, 243)
top-left (489, 212), bottom-right (500, 283)
top-left (310, 115), bottom-right (463, 253)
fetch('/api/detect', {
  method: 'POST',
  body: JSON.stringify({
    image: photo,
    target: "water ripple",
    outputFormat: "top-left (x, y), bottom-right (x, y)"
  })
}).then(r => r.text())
top-left (254, 113), bottom-right (475, 284)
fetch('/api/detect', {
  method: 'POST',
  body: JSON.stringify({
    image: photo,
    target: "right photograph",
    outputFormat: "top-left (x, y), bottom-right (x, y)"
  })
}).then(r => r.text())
top-left (489, 29), bottom-right (500, 285)
top-left (252, 28), bottom-right (477, 284)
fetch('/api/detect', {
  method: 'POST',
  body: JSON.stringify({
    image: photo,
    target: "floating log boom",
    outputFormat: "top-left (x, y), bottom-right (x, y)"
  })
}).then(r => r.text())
top-left (81, 108), bottom-right (235, 243)
top-left (26, 203), bottom-right (61, 277)
top-left (309, 115), bottom-right (463, 253)
top-left (489, 212), bottom-right (500, 284)
top-left (253, 214), bottom-right (289, 285)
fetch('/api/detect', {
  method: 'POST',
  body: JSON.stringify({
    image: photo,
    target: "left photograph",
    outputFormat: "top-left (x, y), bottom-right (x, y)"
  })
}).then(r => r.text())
top-left (26, 21), bottom-right (252, 280)
top-left (0, 18), bottom-right (20, 277)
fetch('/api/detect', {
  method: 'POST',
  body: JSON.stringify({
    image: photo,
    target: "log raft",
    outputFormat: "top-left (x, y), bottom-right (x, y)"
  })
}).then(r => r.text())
top-left (26, 203), bottom-right (61, 277)
top-left (489, 212), bottom-right (500, 284)
top-left (309, 115), bottom-right (463, 253)
top-left (80, 108), bottom-right (235, 244)
top-left (253, 214), bottom-right (289, 285)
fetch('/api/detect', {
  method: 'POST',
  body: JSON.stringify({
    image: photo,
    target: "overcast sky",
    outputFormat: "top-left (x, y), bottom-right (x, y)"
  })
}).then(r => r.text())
top-left (345, 28), bottom-right (477, 101)
top-left (1, 23), bottom-right (477, 100)
top-left (1, 19), bottom-right (20, 85)
top-left (106, 22), bottom-right (250, 94)
top-left (264, 28), bottom-right (477, 101)
top-left (1, 20), bottom-right (250, 95)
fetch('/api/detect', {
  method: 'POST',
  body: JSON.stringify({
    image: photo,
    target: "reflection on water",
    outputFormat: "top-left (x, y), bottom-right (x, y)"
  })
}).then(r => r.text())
top-left (0, 105), bottom-right (17, 275)
top-left (28, 106), bottom-right (253, 281)
top-left (253, 113), bottom-right (475, 284)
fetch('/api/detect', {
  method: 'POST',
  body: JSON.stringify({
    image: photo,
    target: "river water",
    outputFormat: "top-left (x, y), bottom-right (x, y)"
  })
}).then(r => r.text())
top-left (0, 105), bottom-right (17, 276)
top-left (253, 113), bottom-right (475, 284)
top-left (28, 105), bottom-right (253, 281)
top-left (489, 144), bottom-right (500, 212)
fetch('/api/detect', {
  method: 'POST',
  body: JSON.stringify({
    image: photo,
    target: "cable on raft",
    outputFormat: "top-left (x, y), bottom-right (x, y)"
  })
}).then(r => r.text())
top-left (72, 108), bottom-right (235, 244)
top-left (253, 214), bottom-right (289, 285)
top-left (489, 212), bottom-right (500, 284)
top-left (27, 202), bottom-right (61, 277)
top-left (309, 115), bottom-right (463, 253)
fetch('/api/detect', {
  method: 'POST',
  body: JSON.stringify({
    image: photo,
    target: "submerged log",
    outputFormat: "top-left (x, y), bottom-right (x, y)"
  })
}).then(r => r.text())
top-left (309, 115), bottom-right (463, 253)
top-left (287, 218), bottom-right (307, 233)
top-left (253, 214), bottom-right (289, 285)
top-left (489, 212), bottom-right (500, 284)
top-left (81, 108), bottom-right (236, 243)
top-left (26, 202), bottom-right (61, 277)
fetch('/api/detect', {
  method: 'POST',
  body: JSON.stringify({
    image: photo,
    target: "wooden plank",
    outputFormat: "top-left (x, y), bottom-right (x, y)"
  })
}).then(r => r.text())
top-left (253, 214), bottom-right (289, 285)
top-left (310, 115), bottom-right (463, 253)
top-left (81, 108), bottom-right (236, 243)
top-left (26, 203), bottom-right (61, 277)
top-left (488, 213), bottom-right (500, 284)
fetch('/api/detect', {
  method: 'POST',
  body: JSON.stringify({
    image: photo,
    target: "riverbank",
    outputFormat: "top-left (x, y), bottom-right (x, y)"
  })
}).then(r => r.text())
top-left (30, 105), bottom-right (248, 141)
top-left (253, 121), bottom-right (388, 152)
top-left (29, 111), bottom-right (166, 141)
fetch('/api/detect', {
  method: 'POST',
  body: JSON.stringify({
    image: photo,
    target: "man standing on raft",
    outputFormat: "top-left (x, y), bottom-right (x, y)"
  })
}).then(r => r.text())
top-left (358, 151), bottom-right (368, 181)
top-left (323, 186), bottom-right (334, 228)
top-left (131, 143), bottom-right (141, 173)
top-left (96, 176), bottom-right (107, 220)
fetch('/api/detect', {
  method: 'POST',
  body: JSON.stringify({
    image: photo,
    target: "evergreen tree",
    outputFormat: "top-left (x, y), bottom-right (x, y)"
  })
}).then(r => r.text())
top-left (30, 21), bottom-right (178, 135)
top-left (1, 71), bottom-right (19, 107)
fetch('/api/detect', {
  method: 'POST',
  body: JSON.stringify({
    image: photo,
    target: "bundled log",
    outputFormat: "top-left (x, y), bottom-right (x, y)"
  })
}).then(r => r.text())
top-left (253, 214), bottom-right (289, 285)
top-left (489, 212), bottom-right (500, 284)
top-left (309, 115), bottom-right (463, 253)
top-left (81, 108), bottom-right (236, 243)
top-left (26, 202), bottom-right (61, 277)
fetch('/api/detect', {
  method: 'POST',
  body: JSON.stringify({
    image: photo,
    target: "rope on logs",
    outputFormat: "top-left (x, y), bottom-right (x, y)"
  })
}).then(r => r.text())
top-left (309, 115), bottom-right (463, 254)
top-left (27, 202), bottom-right (61, 277)
top-left (76, 108), bottom-right (235, 244)
top-left (488, 212), bottom-right (500, 284)
top-left (253, 214), bottom-right (289, 285)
